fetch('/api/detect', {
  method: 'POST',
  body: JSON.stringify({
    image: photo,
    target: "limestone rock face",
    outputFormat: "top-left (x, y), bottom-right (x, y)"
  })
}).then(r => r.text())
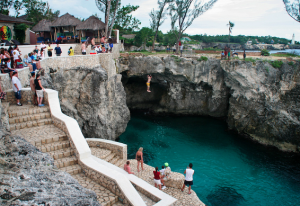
top-left (43, 65), bottom-right (130, 140)
top-left (118, 55), bottom-right (300, 152)
top-left (0, 133), bottom-right (100, 206)
top-left (222, 60), bottom-right (300, 152)
top-left (119, 56), bottom-right (229, 117)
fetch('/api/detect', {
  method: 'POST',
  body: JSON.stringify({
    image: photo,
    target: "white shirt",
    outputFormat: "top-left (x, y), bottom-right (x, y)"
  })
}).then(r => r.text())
top-left (180, 45), bottom-right (183, 50)
top-left (40, 44), bottom-right (46, 49)
top-left (185, 168), bottom-right (194, 181)
top-left (160, 169), bottom-right (165, 176)
top-left (12, 76), bottom-right (22, 92)
top-left (13, 50), bottom-right (19, 60)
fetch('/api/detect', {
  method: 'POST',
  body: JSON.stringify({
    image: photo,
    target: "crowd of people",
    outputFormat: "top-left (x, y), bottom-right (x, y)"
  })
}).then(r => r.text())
top-left (123, 147), bottom-right (195, 194)
top-left (81, 36), bottom-right (114, 55)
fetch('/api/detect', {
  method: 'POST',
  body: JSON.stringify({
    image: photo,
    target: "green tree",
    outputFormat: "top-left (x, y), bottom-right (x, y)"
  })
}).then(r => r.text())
top-left (283, 0), bottom-right (300, 22)
top-left (114, 4), bottom-right (141, 33)
top-left (134, 27), bottom-right (153, 48)
top-left (14, 23), bottom-right (28, 44)
top-left (169, 0), bottom-right (218, 53)
top-left (0, 0), bottom-right (13, 15)
top-left (149, 0), bottom-right (171, 51)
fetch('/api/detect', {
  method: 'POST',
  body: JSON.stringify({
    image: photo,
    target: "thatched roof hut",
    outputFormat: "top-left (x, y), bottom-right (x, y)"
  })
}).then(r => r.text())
top-left (32, 19), bottom-right (52, 32)
top-left (51, 13), bottom-right (81, 27)
top-left (0, 13), bottom-right (32, 24)
top-left (76, 16), bottom-right (105, 31)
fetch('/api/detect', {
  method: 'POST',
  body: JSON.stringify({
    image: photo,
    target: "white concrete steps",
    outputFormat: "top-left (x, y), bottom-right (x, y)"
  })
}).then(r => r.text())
top-left (9, 112), bottom-right (51, 124)
top-left (8, 105), bottom-right (50, 118)
top-left (10, 118), bottom-right (53, 131)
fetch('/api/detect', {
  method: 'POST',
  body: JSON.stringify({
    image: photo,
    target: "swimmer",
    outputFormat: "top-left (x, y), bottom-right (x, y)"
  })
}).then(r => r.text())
top-left (147, 75), bottom-right (152, 92)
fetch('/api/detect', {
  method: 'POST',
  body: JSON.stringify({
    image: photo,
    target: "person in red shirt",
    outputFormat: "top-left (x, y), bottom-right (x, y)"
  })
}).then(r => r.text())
top-left (153, 167), bottom-right (162, 190)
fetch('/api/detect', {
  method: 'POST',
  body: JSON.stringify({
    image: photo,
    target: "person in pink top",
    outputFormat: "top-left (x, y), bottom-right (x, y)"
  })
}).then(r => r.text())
top-left (124, 161), bottom-right (134, 174)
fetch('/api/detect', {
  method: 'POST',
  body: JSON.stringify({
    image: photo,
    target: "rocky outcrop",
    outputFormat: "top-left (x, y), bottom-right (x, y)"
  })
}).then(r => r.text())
top-left (118, 55), bottom-right (300, 152)
top-left (42, 65), bottom-right (130, 140)
top-left (0, 133), bottom-right (100, 206)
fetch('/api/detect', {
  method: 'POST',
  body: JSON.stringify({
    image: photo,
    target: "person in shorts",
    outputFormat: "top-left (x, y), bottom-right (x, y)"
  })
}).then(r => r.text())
top-left (153, 167), bottom-right (162, 190)
top-left (30, 72), bottom-right (37, 105)
top-left (181, 163), bottom-right (194, 194)
top-left (159, 165), bottom-right (167, 189)
top-left (11, 71), bottom-right (22, 106)
top-left (146, 75), bottom-right (152, 92)
top-left (34, 74), bottom-right (46, 107)
top-left (47, 43), bottom-right (53, 57)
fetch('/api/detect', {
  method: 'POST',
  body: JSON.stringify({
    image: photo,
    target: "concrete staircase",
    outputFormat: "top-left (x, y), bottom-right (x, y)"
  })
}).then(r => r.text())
top-left (8, 104), bottom-right (123, 206)
top-left (90, 147), bottom-right (126, 168)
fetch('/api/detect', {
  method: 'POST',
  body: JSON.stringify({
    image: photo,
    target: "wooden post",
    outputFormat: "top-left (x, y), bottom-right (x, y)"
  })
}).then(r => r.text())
top-left (50, 32), bottom-right (52, 42)
top-left (79, 30), bottom-right (81, 43)
top-left (98, 30), bottom-right (100, 42)
top-left (54, 27), bottom-right (56, 40)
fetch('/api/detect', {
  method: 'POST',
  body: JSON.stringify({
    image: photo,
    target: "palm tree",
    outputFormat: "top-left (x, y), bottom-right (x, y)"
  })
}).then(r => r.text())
top-left (227, 21), bottom-right (234, 43)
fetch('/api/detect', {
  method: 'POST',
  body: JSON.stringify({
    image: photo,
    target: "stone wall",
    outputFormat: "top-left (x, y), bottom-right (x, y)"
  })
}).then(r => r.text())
top-left (0, 67), bottom-right (31, 91)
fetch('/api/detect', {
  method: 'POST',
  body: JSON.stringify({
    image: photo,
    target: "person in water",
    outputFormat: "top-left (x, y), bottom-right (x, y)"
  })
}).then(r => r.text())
top-left (147, 75), bottom-right (152, 92)
top-left (136, 147), bottom-right (144, 172)
top-left (153, 167), bottom-right (162, 190)
top-left (181, 163), bottom-right (194, 194)
top-left (124, 161), bottom-right (134, 174)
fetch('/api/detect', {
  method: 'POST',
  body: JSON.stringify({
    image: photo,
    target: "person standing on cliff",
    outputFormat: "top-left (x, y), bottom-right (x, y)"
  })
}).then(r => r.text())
top-left (12, 71), bottom-right (22, 106)
top-left (243, 49), bottom-right (246, 60)
top-left (146, 75), bottom-right (152, 92)
top-left (81, 42), bottom-right (86, 55)
top-left (136, 147), bottom-right (144, 172)
top-left (181, 163), bottom-right (194, 194)
top-left (30, 72), bottom-right (37, 106)
top-left (228, 47), bottom-right (231, 61)
top-left (54, 44), bottom-right (62, 57)
top-left (224, 46), bottom-right (228, 60)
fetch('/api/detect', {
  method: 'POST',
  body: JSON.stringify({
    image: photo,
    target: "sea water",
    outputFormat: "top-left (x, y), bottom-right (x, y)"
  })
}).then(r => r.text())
top-left (118, 114), bottom-right (300, 206)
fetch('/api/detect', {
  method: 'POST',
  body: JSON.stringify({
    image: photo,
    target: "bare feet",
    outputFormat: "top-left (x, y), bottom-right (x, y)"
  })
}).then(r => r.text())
top-left (181, 188), bottom-right (184, 192)
top-left (147, 90), bottom-right (151, 92)
top-left (188, 191), bottom-right (191, 194)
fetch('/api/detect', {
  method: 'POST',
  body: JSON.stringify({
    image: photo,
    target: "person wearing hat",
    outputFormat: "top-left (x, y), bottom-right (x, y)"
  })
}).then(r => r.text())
top-left (164, 162), bottom-right (172, 180)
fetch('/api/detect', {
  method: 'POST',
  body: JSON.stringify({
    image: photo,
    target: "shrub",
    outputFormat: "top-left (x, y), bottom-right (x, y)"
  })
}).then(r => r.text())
top-left (197, 56), bottom-right (208, 62)
top-left (261, 49), bottom-right (270, 56)
top-left (271, 60), bottom-right (283, 68)
top-left (245, 58), bottom-right (256, 63)
top-left (288, 62), bottom-right (294, 66)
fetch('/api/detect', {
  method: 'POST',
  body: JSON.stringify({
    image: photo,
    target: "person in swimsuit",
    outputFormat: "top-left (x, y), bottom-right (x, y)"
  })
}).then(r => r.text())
top-left (136, 147), bottom-right (144, 172)
top-left (124, 161), bottom-right (134, 174)
top-left (147, 75), bottom-right (152, 92)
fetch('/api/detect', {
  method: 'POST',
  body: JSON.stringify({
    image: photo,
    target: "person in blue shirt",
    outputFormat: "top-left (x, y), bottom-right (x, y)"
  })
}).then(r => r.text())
top-left (54, 44), bottom-right (62, 56)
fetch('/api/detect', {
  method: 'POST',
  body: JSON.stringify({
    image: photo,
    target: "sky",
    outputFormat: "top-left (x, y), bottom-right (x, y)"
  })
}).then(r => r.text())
top-left (17, 0), bottom-right (300, 41)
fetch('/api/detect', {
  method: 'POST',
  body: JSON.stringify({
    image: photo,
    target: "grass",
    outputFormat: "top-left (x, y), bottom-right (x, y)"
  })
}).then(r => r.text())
top-left (197, 56), bottom-right (208, 62)
top-left (244, 58), bottom-right (257, 63)
top-left (171, 55), bottom-right (182, 62)
top-left (201, 47), bottom-right (222, 51)
top-left (271, 53), bottom-right (300, 58)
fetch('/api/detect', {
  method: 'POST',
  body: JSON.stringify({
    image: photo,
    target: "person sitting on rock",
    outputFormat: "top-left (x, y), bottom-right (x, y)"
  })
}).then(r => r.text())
top-left (124, 161), bottom-right (134, 174)
top-left (146, 75), bottom-right (152, 92)
top-left (221, 51), bottom-right (225, 60)
top-left (164, 162), bottom-right (172, 180)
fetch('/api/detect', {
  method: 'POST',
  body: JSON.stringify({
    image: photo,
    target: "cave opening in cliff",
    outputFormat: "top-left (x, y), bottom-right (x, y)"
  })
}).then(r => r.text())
top-left (121, 71), bottom-right (169, 112)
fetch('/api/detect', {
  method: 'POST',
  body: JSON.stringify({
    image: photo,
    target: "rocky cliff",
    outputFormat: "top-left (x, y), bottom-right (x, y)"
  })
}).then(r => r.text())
top-left (0, 133), bottom-right (100, 206)
top-left (118, 55), bottom-right (300, 152)
top-left (42, 65), bottom-right (130, 141)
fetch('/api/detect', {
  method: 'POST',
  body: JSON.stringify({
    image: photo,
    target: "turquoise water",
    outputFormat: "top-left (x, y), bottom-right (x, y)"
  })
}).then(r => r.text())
top-left (118, 114), bottom-right (300, 206)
